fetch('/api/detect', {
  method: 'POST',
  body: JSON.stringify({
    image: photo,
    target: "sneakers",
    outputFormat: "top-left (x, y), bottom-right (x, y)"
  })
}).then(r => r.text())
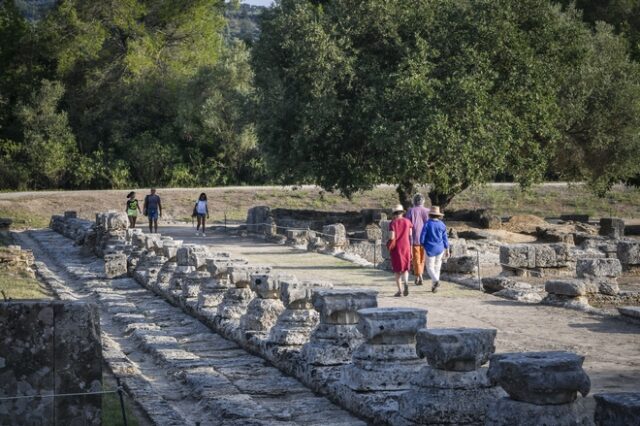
top-left (431, 281), bottom-right (440, 293)
top-left (202, 233), bottom-right (206, 237)
top-left (195, 231), bottom-right (200, 236)
top-left (403, 282), bottom-right (409, 296)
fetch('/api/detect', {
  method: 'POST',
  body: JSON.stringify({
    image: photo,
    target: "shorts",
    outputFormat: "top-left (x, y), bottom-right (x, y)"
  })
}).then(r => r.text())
top-left (196, 213), bottom-right (206, 218)
top-left (127, 209), bottom-right (138, 217)
top-left (147, 207), bottom-right (158, 220)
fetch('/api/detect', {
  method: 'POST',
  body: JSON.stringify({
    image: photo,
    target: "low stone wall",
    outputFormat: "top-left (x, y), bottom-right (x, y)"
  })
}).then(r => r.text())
top-left (44, 212), bottom-right (640, 425)
top-left (0, 301), bottom-right (102, 425)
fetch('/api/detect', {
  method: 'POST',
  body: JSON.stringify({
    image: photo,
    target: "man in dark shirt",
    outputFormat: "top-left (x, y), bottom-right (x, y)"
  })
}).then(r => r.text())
top-left (143, 188), bottom-right (162, 233)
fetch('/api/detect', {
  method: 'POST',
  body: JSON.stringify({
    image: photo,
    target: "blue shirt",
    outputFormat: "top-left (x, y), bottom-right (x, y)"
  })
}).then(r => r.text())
top-left (420, 219), bottom-right (449, 257)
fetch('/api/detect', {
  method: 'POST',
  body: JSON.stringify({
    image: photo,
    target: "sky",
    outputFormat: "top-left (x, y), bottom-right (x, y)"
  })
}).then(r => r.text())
top-left (241, 0), bottom-right (274, 6)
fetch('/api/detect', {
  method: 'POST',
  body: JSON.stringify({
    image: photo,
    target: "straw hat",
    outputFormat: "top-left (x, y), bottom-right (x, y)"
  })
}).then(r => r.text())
top-left (392, 204), bottom-right (405, 214)
top-left (429, 206), bottom-right (444, 217)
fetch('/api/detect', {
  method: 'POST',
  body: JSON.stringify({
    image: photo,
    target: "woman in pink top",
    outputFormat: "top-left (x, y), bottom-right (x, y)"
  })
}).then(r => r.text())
top-left (405, 194), bottom-right (430, 286)
top-left (388, 204), bottom-right (412, 297)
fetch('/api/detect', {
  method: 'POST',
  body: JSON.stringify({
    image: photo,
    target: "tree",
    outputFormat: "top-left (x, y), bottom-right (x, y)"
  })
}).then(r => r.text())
top-left (253, 0), bottom-right (597, 207)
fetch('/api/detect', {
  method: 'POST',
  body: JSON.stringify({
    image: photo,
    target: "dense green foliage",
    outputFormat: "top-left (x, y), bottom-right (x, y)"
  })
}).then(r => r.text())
top-left (254, 0), bottom-right (640, 206)
top-left (0, 0), bottom-right (264, 190)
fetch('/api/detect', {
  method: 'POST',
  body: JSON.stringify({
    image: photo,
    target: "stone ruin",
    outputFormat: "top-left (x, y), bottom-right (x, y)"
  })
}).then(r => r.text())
top-left (42, 211), bottom-right (640, 425)
top-left (0, 301), bottom-right (102, 425)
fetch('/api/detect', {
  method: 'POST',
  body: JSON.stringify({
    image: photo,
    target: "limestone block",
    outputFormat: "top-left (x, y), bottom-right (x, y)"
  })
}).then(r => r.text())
top-left (0, 301), bottom-right (102, 425)
top-left (312, 288), bottom-right (378, 325)
top-left (617, 240), bottom-right (640, 266)
top-left (301, 323), bottom-right (364, 365)
top-left (239, 298), bottom-right (285, 333)
top-left (482, 277), bottom-right (532, 293)
top-left (216, 287), bottom-right (255, 320)
top-left (576, 258), bottom-right (622, 279)
top-left (380, 220), bottom-right (391, 260)
top-left (449, 238), bottom-right (468, 257)
top-left (599, 218), bottom-right (625, 239)
top-left (322, 224), bottom-right (347, 247)
top-left (485, 398), bottom-right (590, 426)
top-left (487, 351), bottom-right (591, 405)
top-left (594, 392), bottom-right (640, 426)
top-left (181, 271), bottom-right (211, 299)
top-left (104, 252), bottom-right (128, 278)
top-left (228, 265), bottom-right (272, 288)
top-left (442, 255), bottom-right (476, 274)
top-left (280, 280), bottom-right (333, 308)
top-left (162, 241), bottom-right (182, 261)
top-left (541, 294), bottom-right (590, 309)
top-left (357, 307), bottom-right (427, 342)
top-left (545, 279), bottom-right (587, 297)
top-left (617, 306), bottom-right (640, 320)
top-left (500, 244), bottom-right (535, 268)
top-left (246, 205), bottom-right (271, 233)
top-left (416, 328), bottom-right (496, 372)
top-left (176, 244), bottom-right (210, 269)
top-left (206, 258), bottom-right (249, 278)
top-left (268, 309), bottom-right (320, 345)
top-left (106, 211), bottom-right (129, 230)
top-left (250, 273), bottom-right (294, 299)
top-left (343, 308), bottom-right (427, 391)
top-left (597, 280), bottom-right (619, 296)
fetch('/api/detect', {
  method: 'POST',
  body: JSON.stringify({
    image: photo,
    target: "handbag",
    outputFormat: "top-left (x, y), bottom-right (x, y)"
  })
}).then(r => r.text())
top-left (192, 202), bottom-right (198, 217)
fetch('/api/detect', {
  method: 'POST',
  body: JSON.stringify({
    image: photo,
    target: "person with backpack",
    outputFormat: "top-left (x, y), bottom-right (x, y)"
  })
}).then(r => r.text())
top-left (143, 188), bottom-right (162, 233)
top-left (193, 192), bottom-right (209, 236)
top-left (125, 191), bottom-right (142, 228)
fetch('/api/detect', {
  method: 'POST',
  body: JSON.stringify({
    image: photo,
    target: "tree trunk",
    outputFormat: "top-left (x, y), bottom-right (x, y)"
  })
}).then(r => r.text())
top-left (428, 187), bottom-right (467, 210)
top-left (396, 180), bottom-right (415, 210)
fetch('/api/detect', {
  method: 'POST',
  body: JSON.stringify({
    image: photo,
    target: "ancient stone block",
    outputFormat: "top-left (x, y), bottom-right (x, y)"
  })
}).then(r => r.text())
top-left (0, 301), bottom-right (102, 425)
top-left (617, 306), bottom-right (640, 320)
top-left (416, 328), bottom-right (496, 372)
top-left (197, 277), bottom-right (232, 311)
top-left (441, 255), bottom-right (476, 274)
top-left (448, 238), bottom-right (468, 257)
top-left (206, 258), bottom-right (249, 279)
top-left (228, 265), bottom-right (272, 288)
top-left (599, 218), bottom-right (625, 239)
top-left (104, 252), bottom-right (128, 279)
top-left (617, 240), bottom-right (640, 267)
top-left (176, 244), bottom-right (210, 269)
top-left (594, 392), bottom-right (640, 426)
top-left (301, 288), bottom-right (377, 365)
top-left (487, 351), bottom-right (590, 405)
top-left (485, 398), bottom-right (590, 426)
top-left (545, 279), bottom-right (587, 297)
top-left (342, 308), bottom-right (427, 391)
top-left (576, 258), bottom-right (622, 279)
top-left (500, 244), bottom-right (535, 269)
top-left (246, 206), bottom-right (271, 233)
top-left (482, 277), bottom-right (532, 294)
top-left (322, 224), bottom-right (347, 248)
top-left (181, 270), bottom-right (211, 300)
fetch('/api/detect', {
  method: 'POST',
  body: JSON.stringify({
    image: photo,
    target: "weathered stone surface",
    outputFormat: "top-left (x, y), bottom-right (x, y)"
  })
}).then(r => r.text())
top-left (312, 288), bottom-right (378, 325)
top-left (545, 279), bottom-right (587, 297)
top-left (487, 351), bottom-right (591, 405)
top-left (301, 323), bottom-right (364, 366)
top-left (485, 398), bottom-right (591, 426)
top-left (500, 244), bottom-right (535, 268)
top-left (206, 258), bottom-right (249, 278)
top-left (500, 243), bottom-right (574, 271)
top-left (617, 306), bottom-right (640, 319)
top-left (442, 255), bottom-right (476, 274)
top-left (594, 392), bottom-right (640, 426)
top-left (246, 206), bottom-right (272, 233)
top-left (576, 258), bottom-right (622, 279)
top-left (342, 308), bottom-right (426, 391)
top-left (216, 288), bottom-right (255, 320)
top-left (181, 270), bottom-right (211, 299)
top-left (448, 238), bottom-right (468, 257)
top-left (494, 288), bottom-right (544, 304)
top-left (482, 276), bottom-right (532, 293)
top-left (176, 244), bottom-right (210, 269)
top-left (597, 280), bottom-right (619, 296)
top-left (357, 307), bottom-right (427, 342)
top-left (250, 273), bottom-right (294, 299)
top-left (541, 294), bottom-right (590, 310)
top-left (416, 328), bottom-right (496, 372)
top-left (104, 252), bottom-right (128, 278)
top-left (322, 223), bottom-right (347, 248)
top-left (617, 240), bottom-right (640, 267)
top-left (0, 301), bottom-right (102, 425)
top-left (228, 265), bottom-right (272, 288)
top-left (239, 298), bottom-right (285, 333)
top-left (599, 217), bottom-right (625, 239)
top-left (280, 280), bottom-right (333, 308)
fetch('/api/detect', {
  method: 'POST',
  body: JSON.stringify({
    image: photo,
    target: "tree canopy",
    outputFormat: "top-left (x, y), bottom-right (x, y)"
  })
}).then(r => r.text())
top-left (253, 0), bottom-right (640, 207)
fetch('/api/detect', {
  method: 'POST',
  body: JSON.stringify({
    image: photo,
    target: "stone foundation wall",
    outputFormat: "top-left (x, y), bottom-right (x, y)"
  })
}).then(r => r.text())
top-left (0, 301), bottom-right (102, 425)
top-left (47, 213), bottom-right (640, 425)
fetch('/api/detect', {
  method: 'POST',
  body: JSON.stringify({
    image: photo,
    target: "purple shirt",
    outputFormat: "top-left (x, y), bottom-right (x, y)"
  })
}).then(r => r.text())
top-left (405, 205), bottom-right (430, 245)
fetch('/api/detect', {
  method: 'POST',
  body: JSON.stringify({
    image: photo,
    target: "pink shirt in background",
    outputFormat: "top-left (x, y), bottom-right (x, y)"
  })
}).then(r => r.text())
top-left (405, 205), bottom-right (430, 245)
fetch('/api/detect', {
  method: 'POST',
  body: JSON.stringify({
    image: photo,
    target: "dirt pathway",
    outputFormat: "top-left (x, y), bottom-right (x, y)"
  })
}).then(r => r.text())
top-left (161, 225), bottom-right (640, 394)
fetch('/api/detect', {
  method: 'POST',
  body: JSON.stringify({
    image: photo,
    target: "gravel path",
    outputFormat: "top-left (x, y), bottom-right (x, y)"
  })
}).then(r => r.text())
top-left (17, 228), bottom-right (362, 426)
top-left (161, 225), bottom-right (640, 394)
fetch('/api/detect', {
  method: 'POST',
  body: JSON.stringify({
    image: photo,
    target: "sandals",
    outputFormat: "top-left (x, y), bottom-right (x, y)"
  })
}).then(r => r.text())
top-left (393, 291), bottom-right (402, 297)
top-left (431, 281), bottom-right (440, 293)
top-left (415, 277), bottom-right (423, 286)
top-left (403, 283), bottom-right (409, 296)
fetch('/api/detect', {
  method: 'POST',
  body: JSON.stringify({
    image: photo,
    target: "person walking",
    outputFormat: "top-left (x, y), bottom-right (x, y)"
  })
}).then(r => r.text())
top-left (143, 188), bottom-right (162, 233)
top-left (125, 191), bottom-right (142, 228)
top-left (388, 204), bottom-right (412, 297)
top-left (194, 193), bottom-right (209, 236)
top-left (420, 206), bottom-right (449, 293)
top-left (405, 193), bottom-right (430, 286)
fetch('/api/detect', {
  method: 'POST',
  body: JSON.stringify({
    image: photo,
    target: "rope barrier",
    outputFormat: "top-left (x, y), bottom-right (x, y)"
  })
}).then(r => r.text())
top-left (0, 389), bottom-right (120, 401)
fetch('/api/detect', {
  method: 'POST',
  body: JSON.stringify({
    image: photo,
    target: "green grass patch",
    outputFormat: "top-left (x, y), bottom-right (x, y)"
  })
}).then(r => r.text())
top-left (0, 272), bottom-right (51, 300)
top-left (0, 209), bottom-right (50, 229)
top-left (102, 371), bottom-right (144, 426)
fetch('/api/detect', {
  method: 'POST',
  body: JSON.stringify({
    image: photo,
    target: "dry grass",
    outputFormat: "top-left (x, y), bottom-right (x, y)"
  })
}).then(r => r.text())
top-left (0, 184), bottom-right (639, 230)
